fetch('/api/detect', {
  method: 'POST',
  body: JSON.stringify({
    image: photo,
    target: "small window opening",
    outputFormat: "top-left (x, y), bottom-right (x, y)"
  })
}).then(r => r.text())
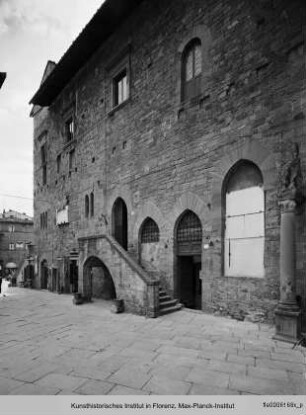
top-left (114, 70), bottom-right (128, 106)
top-left (65, 117), bottom-right (74, 142)
top-left (90, 192), bottom-right (94, 217)
top-left (85, 195), bottom-right (89, 218)
top-left (69, 149), bottom-right (75, 171)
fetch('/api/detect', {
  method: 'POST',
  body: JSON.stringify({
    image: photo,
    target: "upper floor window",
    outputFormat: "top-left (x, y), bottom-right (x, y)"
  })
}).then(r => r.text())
top-left (41, 144), bottom-right (47, 185)
top-left (9, 243), bottom-right (15, 250)
top-left (113, 69), bottom-right (128, 106)
top-left (85, 195), bottom-right (89, 218)
top-left (69, 149), bottom-right (75, 171)
top-left (8, 225), bottom-right (15, 233)
top-left (40, 211), bottom-right (48, 229)
top-left (65, 117), bottom-right (74, 143)
top-left (90, 192), bottom-right (94, 217)
top-left (182, 39), bottom-right (202, 101)
top-left (57, 154), bottom-right (61, 174)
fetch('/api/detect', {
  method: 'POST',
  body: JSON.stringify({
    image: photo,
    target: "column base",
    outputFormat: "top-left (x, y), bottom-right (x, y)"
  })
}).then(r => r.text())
top-left (274, 307), bottom-right (301, 343)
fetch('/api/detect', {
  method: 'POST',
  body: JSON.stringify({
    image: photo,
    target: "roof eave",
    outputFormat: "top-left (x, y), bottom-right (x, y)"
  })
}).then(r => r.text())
top-left (30, 0), bottom-right (144, 107)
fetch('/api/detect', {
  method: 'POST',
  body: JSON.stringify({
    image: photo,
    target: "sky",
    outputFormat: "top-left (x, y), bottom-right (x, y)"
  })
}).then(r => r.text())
top-left (0, 0), bottom-right (103, 217)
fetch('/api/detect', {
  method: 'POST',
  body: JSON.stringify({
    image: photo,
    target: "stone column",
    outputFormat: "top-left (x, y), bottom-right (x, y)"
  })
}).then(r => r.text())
top-left (274, 199), bottom-right (301, 342)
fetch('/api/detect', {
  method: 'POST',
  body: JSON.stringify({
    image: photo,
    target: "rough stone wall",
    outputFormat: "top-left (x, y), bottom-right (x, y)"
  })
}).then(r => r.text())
top-left (78, 236), bottom-right (155, 315)
top-left (33, 0), bottom-right (305, 321)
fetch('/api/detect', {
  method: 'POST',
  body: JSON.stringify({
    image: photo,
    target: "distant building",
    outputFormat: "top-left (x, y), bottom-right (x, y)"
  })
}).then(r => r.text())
top-left (0, 72), bottom-right (6, 89)
top-left (0, 210), bottom-right (34, 277)
top-left (30, 0), bottom-right (305, 341)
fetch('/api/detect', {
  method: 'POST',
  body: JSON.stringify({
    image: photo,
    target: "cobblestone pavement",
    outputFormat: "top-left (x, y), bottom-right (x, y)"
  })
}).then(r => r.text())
top-left (0, 288), bottom-right (305, 395)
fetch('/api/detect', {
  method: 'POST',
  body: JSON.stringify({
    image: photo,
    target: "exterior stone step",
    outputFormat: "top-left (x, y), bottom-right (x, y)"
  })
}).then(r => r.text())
top-left (159, 299), bottom-right (178, 309)
top-left (158, 287), bottom-right (182, 316)
top-left (159, 293), bottom-right (171, 301)
top-left (159, 303), bottom-right (183, 316)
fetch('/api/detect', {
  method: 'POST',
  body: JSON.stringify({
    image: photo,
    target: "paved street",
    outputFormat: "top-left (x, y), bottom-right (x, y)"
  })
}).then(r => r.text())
top-left (0, 288), bottom-right (305, 396)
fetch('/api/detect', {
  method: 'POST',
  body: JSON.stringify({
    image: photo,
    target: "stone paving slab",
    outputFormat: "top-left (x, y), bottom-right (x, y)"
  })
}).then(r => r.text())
top-left (143, 376), bottom-right (191, 395)
top-left (108, 385), bottom-right (150, 395)
top-left (0, 288), bottom-right (305, 396)
top-left (107, 366), bottom-right (152, 390)
top-left (74, 379), bottom-right (115, 395)
top-left (229, 374), bottom-right (297, 395)
top-left (186, 368), bottom-right (230, 389)
top-left (33, 373), bottom-right (87, 392)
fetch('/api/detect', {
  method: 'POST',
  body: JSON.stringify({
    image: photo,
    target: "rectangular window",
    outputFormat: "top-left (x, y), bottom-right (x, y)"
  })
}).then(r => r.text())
top-left (57, 154), bottom-right (61, 173)
top-left (114, 70), bottom-right (128, 106)
top-left (41, 144), bottom-right (47, 185)
top-left (8, 225), bottom-right (15, 233)
top-left (40, 212), bottom-right (48, 229)
top-left (9, 243), bottom-right (15, 250)
top-left (69, 149), bottom-right (75, 171)
top-left (65, 117), bottom-right (74, 142)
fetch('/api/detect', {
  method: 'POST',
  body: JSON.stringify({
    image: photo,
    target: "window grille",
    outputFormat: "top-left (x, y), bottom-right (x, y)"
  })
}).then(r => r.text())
top-left (141, 218), bottom-right (160, 243)
top-left (177, 210), bottom-right (202, 243)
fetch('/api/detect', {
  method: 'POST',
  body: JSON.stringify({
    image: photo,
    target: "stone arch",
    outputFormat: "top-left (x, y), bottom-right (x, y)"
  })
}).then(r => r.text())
top-left (169, 192), bottom-right (208, 232)
top-left (210, 139), bottom-right (276, 233)
top-left (107, 188), bottom-right (132, 221)
top-left (133, 200), bottom-right (167, 240)
top-left (82, 255), bottom-right (116, 301)
top-left (222, 160), bottom-right (265, 278)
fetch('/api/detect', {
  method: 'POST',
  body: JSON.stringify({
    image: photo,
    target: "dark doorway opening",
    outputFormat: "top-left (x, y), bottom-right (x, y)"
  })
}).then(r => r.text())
top-left (112, 198), bottom-right (128, 250)
top-left (177, 256), bottom-right (201, 309)
top-left (83, 256), bottom-right (116, 301)
top-left (70, 260), bottom-right (78, 293)
top-left (41, 260), bottom-right (48, 289)
top-left (175, 210), bottom-right (202, 310)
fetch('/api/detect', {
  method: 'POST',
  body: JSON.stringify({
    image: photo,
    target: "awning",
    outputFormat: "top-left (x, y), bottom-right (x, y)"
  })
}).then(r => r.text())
top-left (5, 262), bottom-right (17, 269)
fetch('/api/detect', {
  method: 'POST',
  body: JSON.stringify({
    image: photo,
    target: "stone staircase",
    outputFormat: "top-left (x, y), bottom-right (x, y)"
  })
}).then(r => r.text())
top-left (159, 287), bottom-right (182, 316)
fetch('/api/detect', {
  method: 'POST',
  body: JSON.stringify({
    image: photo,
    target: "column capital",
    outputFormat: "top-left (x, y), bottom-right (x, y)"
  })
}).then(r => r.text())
top-left (278, 199), bottom-right (297, 213)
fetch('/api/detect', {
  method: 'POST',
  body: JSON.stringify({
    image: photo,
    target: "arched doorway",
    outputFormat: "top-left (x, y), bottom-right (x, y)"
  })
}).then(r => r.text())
top-left (112, 198), bottom-right (128, 250)
top-left (83, 256), bottom-right (116, 301)
top-left (175, 210), bottom-right (202, 309)
top-left (41, 259), bottom-right (48, 289)
top-left (223, 160), bottom-right (264, 278)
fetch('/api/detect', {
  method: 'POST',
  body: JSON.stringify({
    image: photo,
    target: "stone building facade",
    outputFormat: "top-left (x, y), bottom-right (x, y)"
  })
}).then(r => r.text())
top-left (0, 210), bottom-right (34, 276)
top-left (31, 0), bottom-right (305, 337)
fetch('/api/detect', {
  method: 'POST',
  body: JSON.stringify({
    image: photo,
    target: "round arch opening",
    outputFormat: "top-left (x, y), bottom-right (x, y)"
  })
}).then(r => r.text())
top-left (83, 256), bottom-right (116, 301)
